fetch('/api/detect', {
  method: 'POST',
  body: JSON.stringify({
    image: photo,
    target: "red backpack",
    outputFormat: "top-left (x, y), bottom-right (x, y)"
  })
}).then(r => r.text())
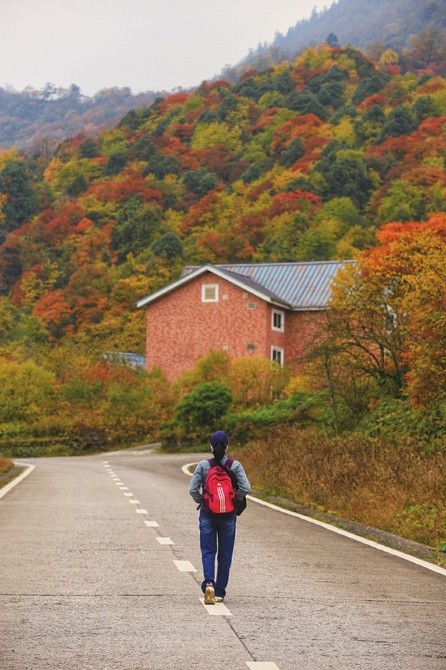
top-left (203, 458), bottom-right (236, 514)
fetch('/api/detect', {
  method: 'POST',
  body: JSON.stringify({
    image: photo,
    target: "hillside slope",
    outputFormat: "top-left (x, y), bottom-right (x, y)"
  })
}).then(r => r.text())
top-left (2, 0), bottom-right (446, 152)
top-left (230, 0), bottom-right (446, 77)
top-left (0, 85), bottom-right (165, 152)
top-left (0, 44), bottom-right (445, 354)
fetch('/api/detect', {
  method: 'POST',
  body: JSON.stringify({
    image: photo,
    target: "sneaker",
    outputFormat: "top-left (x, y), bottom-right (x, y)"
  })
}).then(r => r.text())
top-left (204, 583), bottom-right (215, 605)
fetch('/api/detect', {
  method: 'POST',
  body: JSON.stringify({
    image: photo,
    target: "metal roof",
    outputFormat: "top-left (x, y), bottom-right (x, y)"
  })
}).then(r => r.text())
top-left (181, 261), bottom-right (355, 310)
top-left (213, 267), bottom-right (290, 306)
top-left (137, 264), bottom-right (291, 309)
top-left (104, 352), bottom-right (146, 368)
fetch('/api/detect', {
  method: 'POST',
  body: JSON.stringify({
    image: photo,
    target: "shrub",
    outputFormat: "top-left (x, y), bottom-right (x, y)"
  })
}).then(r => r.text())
top-left (359, 397), bottom-right (446, 452)
top-left (226, 395), bottom-right (315, 443)
top-left (0, 455), bottom-right (13, 474)
top-left (229, 356), bottom-right (289, 408)
top-left (0, 360), bottom-right (57, 422)
top-left (0, 437), bottom-right (72, 458)
top-left (173, 381), bottom-right (232, 443)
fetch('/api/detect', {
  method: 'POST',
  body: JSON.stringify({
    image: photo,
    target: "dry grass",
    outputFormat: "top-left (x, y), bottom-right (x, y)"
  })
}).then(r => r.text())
top-left (0, 455), bottom-right (13, 475)
top-left (233, 427), bottom-right (446, 548)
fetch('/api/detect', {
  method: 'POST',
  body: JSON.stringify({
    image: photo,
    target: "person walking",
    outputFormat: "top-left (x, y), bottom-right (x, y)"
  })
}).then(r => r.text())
top-left (189, 430), bottom-right (250, 604)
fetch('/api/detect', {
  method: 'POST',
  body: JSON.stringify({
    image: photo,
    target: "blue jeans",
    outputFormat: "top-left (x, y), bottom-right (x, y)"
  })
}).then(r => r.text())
top-left (199, 508), bottom-right (236, 598)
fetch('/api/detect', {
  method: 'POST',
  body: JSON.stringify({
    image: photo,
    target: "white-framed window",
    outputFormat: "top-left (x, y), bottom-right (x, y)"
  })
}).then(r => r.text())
top-left (201, 284), bottom-right (219, 302)
top-left (272, 309), bottom-right (285, 332)
top-left (271, 346), bottom-right (284, 366)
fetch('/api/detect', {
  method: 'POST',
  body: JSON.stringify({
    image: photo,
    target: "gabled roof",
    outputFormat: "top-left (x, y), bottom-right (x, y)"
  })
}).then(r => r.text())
top-left (137, 260), bottom-right (355, 311)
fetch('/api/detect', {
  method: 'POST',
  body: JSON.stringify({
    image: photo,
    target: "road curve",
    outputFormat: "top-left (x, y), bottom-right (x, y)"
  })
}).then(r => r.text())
top-left (1, 449), bottom-right (445, 670)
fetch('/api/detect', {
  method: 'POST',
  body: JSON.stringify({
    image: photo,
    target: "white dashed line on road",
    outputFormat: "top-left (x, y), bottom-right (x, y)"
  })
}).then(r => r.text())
top-left (199, 598), bottom-right (232, 615)
top-left (100, 461), bottom-right (278, 668)
top-left (173, 560), bottom-right (196, 572)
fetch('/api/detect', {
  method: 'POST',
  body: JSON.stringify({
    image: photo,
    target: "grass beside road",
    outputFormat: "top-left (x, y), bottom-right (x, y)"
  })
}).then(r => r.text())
top-left (0, 455), bottom-right (13, 475)
top-left (231, 426), bottom-right (446, 553)
top-left (0, 455), bottom-right (24, 489)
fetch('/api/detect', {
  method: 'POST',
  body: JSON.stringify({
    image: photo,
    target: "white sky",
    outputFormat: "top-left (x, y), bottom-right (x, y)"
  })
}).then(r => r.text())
top-left (1, 0), bottom-right (331, 96)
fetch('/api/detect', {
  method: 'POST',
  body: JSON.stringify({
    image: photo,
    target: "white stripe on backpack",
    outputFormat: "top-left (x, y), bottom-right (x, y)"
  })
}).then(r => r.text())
top-left (217, 482), bottom-right (226, 513)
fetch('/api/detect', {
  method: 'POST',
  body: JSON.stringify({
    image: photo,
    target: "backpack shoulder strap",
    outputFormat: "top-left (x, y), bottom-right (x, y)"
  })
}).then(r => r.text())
top-left (218, 459), bottom-right (237, 490)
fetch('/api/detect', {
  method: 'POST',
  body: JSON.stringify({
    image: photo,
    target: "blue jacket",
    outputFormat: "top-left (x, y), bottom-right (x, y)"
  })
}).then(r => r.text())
top-left (189, 455), bottom-right (251, 505)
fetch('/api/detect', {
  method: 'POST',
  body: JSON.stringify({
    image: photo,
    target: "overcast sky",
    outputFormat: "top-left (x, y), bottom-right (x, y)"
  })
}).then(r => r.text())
top-left (1, 0), bottom-right (332, 96)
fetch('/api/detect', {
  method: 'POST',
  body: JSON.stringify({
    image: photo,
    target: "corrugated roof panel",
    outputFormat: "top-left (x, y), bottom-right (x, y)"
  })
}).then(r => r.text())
top-left (104, 352), bottom-right (146, 368)
top-left (222, 267), bottom-right (289, 306)
top-left (181, 261), bottom-right (354, 310)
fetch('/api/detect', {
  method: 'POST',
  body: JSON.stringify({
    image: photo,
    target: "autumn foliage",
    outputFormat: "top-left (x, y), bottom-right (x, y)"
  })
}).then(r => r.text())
top-left (321, 215), bottom-right (446, 414)
top-left (0, 42), bottom-right (445, 463)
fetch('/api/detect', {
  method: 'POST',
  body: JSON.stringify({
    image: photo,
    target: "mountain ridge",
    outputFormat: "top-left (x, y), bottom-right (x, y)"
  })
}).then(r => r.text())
top-left (2, 0), bottom-right (446, 152)
top-left (227, 0), bottom-right (446, 78)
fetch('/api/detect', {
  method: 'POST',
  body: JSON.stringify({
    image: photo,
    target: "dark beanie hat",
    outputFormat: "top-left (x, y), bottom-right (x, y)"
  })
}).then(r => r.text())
top-left (210, 431), bottom-right (229, 447)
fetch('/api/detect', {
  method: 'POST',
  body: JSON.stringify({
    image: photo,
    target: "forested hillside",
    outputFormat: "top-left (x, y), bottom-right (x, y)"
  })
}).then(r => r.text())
top-left (1, 43), bottom-right (445, 351)
top-left (3, 0), bottom-right (446, 153)
top-left (0, 84), bottom-right (163, 152)
top-left (1, 43), bottom-right (445, 549)
top-left (232, 0), bottom-right (446, 77)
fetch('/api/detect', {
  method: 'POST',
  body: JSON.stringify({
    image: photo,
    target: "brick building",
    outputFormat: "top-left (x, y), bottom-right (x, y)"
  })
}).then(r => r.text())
top-left (137, 261), bottom-right (353, 381)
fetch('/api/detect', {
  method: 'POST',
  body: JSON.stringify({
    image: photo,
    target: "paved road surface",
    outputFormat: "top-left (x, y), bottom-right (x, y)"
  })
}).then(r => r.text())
top-left (1, 449), bottom-right (445, 670)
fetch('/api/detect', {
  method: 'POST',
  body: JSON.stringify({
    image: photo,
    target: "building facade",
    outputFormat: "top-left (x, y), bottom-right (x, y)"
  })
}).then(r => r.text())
top-left (137, 261), bottom-right (352, 381)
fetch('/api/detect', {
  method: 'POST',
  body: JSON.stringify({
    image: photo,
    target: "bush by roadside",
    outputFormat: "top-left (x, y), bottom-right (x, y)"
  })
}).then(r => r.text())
top-left (0, 454), bottom-right (23, 490)
top-left (0, 454), bottom-right (13, 475)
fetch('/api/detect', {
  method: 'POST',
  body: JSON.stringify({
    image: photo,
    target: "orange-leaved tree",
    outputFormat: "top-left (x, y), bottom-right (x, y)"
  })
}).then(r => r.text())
top-left (322, 214), bottom-right (446, 414)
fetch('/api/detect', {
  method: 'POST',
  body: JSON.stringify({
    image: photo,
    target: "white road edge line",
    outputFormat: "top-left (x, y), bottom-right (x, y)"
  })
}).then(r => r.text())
top-left (0, 463), bottom-right (36, 499)
top-left (182, 462), bottom-right (446, 577)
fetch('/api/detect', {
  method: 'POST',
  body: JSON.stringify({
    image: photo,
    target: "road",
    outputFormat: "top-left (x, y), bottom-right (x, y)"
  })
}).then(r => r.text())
top-left (1, 449), bottom-right (445, 670)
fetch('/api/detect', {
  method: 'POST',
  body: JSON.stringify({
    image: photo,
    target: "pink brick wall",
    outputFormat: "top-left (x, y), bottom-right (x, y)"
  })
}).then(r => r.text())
top-left (144, 271), bottom-right (323, 380)
top-left (284, 311), bottom-right (327, 367)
